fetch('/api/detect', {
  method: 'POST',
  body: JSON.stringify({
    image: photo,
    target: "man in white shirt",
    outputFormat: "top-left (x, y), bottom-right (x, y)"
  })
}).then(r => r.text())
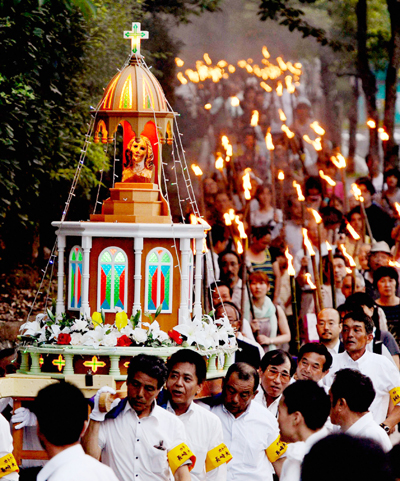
top-left (294, 343), bottom-right (333, 384)
top-left (82, 354), bottom-right (194, 481)
top-left (324, 310), bottom-right (400, 430)
top-left (211, 363), bottom-right (286, 481)
top-left (278, 380), bottom-right (331, 481)
top-left (316, 308), bottom-right (343, 356)
top-left (254, 350), bottom-right (295, 417)
top-left (35, 381), bottom-right (118, 481)
top-left (161, 349), bottom-right (230, 481)
top-left (329, 368), bottom-right (392, 452)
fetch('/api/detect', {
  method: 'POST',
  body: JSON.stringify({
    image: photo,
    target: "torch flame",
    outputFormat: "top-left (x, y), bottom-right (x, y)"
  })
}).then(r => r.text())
top-left (231, 96), bottom-right (240, 107)
top-left (229, 208), bottom-right (235, 220)
top-left (278, 109), bottom-right (287, 122)
top-left (250, 110), bottom-right (259, 127)
top-left (319, 170), bottom-right (337, 187)
top-left (223, 213), bottom-right (232, 226)
top-left (215, 155), bottom-right (224, 170)
top-left (340, 245), bottom-right (356, 268)
top-left (175, 57), bottom-right (184, 67)
top-left (285, 248), bottom-right (296, 276)
top-left (204, 103), bottom-right (212, 110)
top-left (237, 240), bottom-right (244, 254)
top-left (190, 214), bottom-right (211, 231)
top-left (276, 81), bottom-right (283, 97)
top-left (378, 128), bottom-right (389, 141)
top-left (260, 82), bottom-right (272, 92)
top-left (191, 164), bottom-right (203, 176)
top-left (235, 216), bottom-right (247, 239)
top-left (325, 240), bottom-right (332, 252)
top-left (262, 46), bottom-right (271, 58)
top-left (305, 273), bottom-right (316, 290)
top-left (389, 260), bottom-right (400, 268)
top-left (346, 223), bottom-right (361, 240)
top-left (266, 130), bottom-right (275, 151)
top-left (278, 170), bottom-right (285, 180)
top-left (203, 53), bottom-right (212, 65)
top-left (345, 267), bottom-right (352, 274)
top-left (367, 120), bottom-right (376, 129)
top-left (310, 121), bottom-right (325, 136)
top-left (281, 124), bottom-right (295, 139)
top-left (303, 228), bottom-right (315, 256)
top-left (351, 184), bottom-right (363, 202)
top-left (293, 181), bottom-right (305, 201)
top-left (308, 208), bottom-right (322, 224)
top-left (395, 203), bottom-right (400, 217)
top-left (202, 238), bottom-right (208, 253)
top-left (242, 169), bottom-right (252, 200)
top-left (331, 154), bottom-right (346, 169)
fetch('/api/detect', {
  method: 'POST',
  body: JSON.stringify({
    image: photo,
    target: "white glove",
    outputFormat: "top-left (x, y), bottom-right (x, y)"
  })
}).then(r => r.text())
top-left (90, 386), bottom-right (121, 422)
top-left (11, 407), bottom-right (37, 430)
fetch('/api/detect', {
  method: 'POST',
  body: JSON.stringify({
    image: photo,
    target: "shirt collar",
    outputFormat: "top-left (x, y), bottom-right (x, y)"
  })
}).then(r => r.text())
top-left (346, 412), bottom-right (373, 435)
top-left (37, 444), bottom-right (84, 481)
top-left (166, 400), bottom-right (195, 418)
top-left (222, 400), bottom-right (252, 420)
top-left (344, 349), bottom-right (370, 365)
top-left (124, 399), bottom-right (158, 420)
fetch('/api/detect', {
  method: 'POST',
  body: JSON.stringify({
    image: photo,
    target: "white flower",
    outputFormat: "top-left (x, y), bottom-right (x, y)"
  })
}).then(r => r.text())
top-left (49, 324), bottom-right (60, 341)
top-left (101, 332), bottom-right (118, 347)
top-left (70, 333), bottom-right (84, 345)
top-left (35, 313), bottom-right (47, 323)
top-left (132, 328), bottom-right (148, 344)
top-left (120, 326), bottom-right (134, 337)
top-left (174, 319), bottom-right (203, 346)
top-left (156, 330), bottom-right (169, 342)
top-left (60, 327), bottom-right (71, 334)
top-left (71, 319), bottom-right (88, 332)
top-left (20, 320), bottom-right (43, 337)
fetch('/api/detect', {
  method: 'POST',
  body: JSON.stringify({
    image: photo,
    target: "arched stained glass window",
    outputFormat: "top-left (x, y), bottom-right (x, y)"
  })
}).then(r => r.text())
top-left (98, 247), bottom-right (127, 312)
top-left (68, 246), bottom-right (83, 310)
top-left (145, 248), bottom-right (173, 313)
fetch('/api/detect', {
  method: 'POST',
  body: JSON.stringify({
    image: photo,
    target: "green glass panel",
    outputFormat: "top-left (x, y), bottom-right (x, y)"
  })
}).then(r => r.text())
top-left (115, 251), bottom-right (125, 263)
top-left (77, 250), bottom-right (83, 261)
top-left (148, 252), bottom-right (158, 263)
top-left (71, 249), bottom-right (76, 262)
top-left (101, 251), bottom-right (112, 263)
top-left (161, 251), bottom-right (171, 263)
top-left (106, 270), bottom-right (112, 306)
top-left (113, 269), bottom-right (120, 308)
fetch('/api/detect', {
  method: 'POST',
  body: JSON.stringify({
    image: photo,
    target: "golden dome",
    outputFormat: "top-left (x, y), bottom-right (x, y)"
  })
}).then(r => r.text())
top-left (99, 57), bottom-right (167, 113)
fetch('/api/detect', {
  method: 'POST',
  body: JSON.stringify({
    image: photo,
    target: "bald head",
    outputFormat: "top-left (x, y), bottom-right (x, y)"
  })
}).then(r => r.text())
top-left (317, 308), bottom-right (342, 349)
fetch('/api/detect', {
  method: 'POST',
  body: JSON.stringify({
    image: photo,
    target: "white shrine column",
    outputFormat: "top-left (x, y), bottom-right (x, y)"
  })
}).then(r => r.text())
top-left (56, 235), bottom-right (66, 316)
top-left (81, 236), bottom-right (92, 318)
top-left (179, 238), bottom-right (191, 324)
top-left (133, 237), bottom-right (144, 316)
top-left (193, 237), bottom-right (203, 321)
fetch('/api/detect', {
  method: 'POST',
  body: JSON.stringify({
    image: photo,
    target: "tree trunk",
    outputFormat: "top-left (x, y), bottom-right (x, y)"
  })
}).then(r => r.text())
top-left (347, 77), bottom-right (359, 173)
top-left (383, 0), bottom-right (400, 170)
top-left (356, 0), bottom-right (379, 161)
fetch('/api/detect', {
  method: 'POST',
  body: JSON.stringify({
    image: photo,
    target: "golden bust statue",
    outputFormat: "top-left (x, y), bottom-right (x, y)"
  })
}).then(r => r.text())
top-left (122, 135), bottom-right (154, 183)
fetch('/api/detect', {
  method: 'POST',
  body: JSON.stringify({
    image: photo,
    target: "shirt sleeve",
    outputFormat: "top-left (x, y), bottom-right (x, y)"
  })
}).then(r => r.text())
top-left (206, 417), bottom-right (229, 481)
top-left (380, 357), bottom-right (400, 405)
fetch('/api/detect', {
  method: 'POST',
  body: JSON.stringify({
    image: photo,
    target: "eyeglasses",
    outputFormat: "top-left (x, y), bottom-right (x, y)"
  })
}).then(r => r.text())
top-left (265, 367), bottom-right (291, 382)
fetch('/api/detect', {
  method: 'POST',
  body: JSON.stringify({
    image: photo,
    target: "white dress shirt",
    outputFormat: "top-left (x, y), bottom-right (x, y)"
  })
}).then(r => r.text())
top-left (325, 350), bottom-right (400, 424)
top-left (253, 389), bottom-right (281, 418)
top-left (98, 401), bottom-right (187, 481)
top-left (280, 426), bottom-right (330, 481)
top-left (166, 401), bottom-right (226, 481)
top-left (0, 413), bottom-right (18, 480)
top-left (211, 401), bottom-right (281, 481)
top-left (37, 444), bottom-right (118, 481)
top-left (345, 412), bottom-right (392, 452)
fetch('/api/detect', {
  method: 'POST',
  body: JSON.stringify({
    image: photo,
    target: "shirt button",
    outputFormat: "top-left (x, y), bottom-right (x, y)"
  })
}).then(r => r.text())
top-left (136, 457), bottom-right (138, 460)
top-left (137, 439), bottom-right (139, 442)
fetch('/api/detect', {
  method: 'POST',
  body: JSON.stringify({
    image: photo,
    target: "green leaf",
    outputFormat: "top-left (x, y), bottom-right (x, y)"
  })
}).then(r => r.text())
top-left (154, 304), bottom-right (162, 319)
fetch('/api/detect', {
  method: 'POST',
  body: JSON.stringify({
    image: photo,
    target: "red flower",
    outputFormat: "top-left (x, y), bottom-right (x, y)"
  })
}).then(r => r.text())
top-left (168, 329), bottom-right (183, 345)
top-left (57, 333), bottom-right (71, 345)
top-left (117, 335), bottom-right (133, 347)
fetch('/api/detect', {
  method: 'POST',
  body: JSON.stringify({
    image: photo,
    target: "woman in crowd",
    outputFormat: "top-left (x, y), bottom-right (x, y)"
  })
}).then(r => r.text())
top-left (374, 266), bottom-right (400, 345)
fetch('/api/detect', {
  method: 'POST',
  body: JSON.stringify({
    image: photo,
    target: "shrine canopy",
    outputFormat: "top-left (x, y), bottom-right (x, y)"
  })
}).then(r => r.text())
top-left (93, 22), bottom-right (175, 184)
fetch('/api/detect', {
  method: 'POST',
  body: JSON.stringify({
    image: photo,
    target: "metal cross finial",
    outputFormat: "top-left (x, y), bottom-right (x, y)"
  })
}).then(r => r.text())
top-left (123, 22), bottom-right (149, 56)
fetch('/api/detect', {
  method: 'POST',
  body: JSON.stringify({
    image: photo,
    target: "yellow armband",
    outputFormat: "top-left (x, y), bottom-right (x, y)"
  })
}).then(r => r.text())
top-left (205, 443), bottom-right (233, 472)
top-left (266, 435), bottom-right (287, 463)
top-left (0, 453), bottom-right (19, 478)
top-left (390, 387), bottom-right (400, 405)
top-left (167, 443), bottom-right (196, 475)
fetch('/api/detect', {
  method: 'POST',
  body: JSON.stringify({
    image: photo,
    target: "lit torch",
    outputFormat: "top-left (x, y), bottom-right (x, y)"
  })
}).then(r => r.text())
top-left (250, 110), bottom-right (259, 127)
top-left (309, 208), bottom-right (323, 284)
top-left (242, 168), bottom-right (252, 201)
top-left (286, 247), bottom-right (300, 351)
top-left (281, 124), bottom-right (295, 139)
top-left (326, 241), bottom-right (336, 308)
top-left (340, 245), bottom-right (357, 294)
top-left (310, 121), bottom-right (325, 136)
top-left (331, 153), bottom-right (348, 213)
top-left (303, 228), bottom-right (323, 312)
top-left (266, 130), bottom-right (277, 213)
top-left (191, 164), bottom-right (203, 176)
top-left (367, 120), bottom-right (376, 129)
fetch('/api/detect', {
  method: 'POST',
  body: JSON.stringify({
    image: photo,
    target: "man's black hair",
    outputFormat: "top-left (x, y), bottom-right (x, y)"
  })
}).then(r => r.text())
top-left (356, 177), bottom-right (376, 195)
top-left (347, 205), bottom-right (362, 222)
top-left (251, 225), bottom-right (272, 240)
top-left (298, 343), bottom-right (333, 372)
top-left (219, 250), bottom-right (241, 268)
top-left (320, 207), bottom-right (343, 228)
top-left (214, 301), bottom-right (241, 321)
top-left (260, 349), bottom-right (296, 377)
top-left (224, 362), bottom-right (259, 393)
top-left (34, 382), bottom-right (88, 446)
top-left (373, 265), bottom-right (399, 290)
top-left (283, 380), bottom-right (330, 430)
top-left (305, 176), bottom-right (323, 196)
top-left (209, 281), bottom-right (233, 299)
top-left (384, 168), bottom-right (400, 185)
top-left (343, 310), bottom-right (374, 335)
top-left (127, 354), bottom-right (167, 389)
top-left (302, 434), bottom-right (393, 481)
top-left (345, 292), bottom-right (375, 310)
top-left (167, 350), bottom-right (207, 385)
top-left (330, 368), bottom-right (375, 413)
